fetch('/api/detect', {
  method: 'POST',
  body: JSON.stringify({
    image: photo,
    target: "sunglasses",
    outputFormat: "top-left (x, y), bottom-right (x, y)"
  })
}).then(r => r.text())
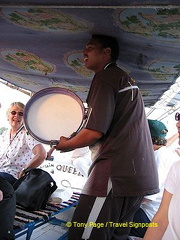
top-left (10, 111), bottom-right (23, 117)
top-left (175, 112), bottom-right (180, 121)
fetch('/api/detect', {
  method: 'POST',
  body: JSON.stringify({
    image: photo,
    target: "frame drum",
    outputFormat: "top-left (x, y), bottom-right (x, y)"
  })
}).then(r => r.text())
top-left (24, 87), bottom-right (86, 145)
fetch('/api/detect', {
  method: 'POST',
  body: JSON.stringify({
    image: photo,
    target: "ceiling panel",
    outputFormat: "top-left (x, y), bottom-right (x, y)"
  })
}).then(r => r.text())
top-left (0, 1), bottom-right (179, 107)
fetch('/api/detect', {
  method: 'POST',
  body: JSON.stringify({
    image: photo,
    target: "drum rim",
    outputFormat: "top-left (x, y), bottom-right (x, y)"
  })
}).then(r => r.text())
top-left (24, 87), bottom-right (85, 145)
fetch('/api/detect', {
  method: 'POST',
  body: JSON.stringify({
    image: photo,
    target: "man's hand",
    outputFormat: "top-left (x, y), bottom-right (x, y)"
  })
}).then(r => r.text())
top-left (55, 136), bottom-right (71, 151)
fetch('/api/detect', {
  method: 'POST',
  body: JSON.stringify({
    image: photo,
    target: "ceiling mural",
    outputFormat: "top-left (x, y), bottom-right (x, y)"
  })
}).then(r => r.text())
top-left (1, 73), bottom-right (48, 88)
top-left (0, 49), bottom-right (56, 75)
top-left (114, 8), bottom-right (179, 40)
top-left (1, 8), bottom-right (94, 33)
top-left (148, 60), bottom-right (180, 82)
top-left (0, 1), bottom-right (179, 107)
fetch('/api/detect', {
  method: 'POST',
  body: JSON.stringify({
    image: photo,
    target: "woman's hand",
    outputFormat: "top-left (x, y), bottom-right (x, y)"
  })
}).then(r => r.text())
top-left (18, 168), bottom-right (26, 178)
top-left (46, 146), bottom-right (55, 159)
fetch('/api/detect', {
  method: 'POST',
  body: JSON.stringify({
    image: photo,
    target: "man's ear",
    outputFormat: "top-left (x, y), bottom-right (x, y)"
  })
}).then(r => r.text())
top-left (103, 47), bottom-right (111, 56)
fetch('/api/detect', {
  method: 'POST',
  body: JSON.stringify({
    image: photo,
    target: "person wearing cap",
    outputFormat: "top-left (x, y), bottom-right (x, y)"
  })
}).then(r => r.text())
top-left (144, 113), bottom-right (180, 239)
top-left (130, 119), bottom-right (179, 238)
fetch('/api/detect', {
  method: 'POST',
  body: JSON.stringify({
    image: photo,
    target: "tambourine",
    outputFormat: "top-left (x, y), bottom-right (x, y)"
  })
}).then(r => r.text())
top-left (24, 87), bottom-right (90, 145)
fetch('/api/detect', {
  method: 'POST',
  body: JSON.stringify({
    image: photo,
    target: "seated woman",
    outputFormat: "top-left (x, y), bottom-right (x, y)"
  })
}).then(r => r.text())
top-left (0, 102), bottom-right (47, 185)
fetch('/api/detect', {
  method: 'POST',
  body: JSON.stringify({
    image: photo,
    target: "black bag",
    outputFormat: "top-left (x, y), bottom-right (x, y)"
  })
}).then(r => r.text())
top-left (13, 168), bottom-right (57, 210)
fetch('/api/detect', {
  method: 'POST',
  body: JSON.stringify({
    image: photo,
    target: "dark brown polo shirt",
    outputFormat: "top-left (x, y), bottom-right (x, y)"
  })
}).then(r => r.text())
top-left (82, 64), bottom-right (159, 197)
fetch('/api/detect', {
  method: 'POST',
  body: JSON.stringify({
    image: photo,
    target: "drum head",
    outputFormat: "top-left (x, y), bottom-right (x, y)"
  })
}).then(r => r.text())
top-left (24, 87), bottom-right (85, 145)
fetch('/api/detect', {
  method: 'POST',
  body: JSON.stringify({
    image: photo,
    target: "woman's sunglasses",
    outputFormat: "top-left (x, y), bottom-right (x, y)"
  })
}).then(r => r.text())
top-left (175, 112), bottom-right (180, 121)
top-left (10, 111), bottom-right (23, 117)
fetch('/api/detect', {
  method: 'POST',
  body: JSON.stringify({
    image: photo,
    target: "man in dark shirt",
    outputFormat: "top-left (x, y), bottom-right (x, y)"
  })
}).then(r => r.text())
top-left (56, 34), bottom-right (159, 240)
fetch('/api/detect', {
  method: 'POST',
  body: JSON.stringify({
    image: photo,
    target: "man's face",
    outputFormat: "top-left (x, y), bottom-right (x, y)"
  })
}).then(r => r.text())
top-left (83, 38), bottom-right (109, 73)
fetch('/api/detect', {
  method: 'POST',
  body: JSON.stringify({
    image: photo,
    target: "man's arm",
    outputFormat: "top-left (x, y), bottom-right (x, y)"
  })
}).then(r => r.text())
top-left (55, 128), bottom-right (103, 152)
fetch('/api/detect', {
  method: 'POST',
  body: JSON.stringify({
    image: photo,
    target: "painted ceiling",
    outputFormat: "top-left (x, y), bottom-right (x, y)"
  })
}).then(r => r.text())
top-left (0, 0), bottom-right (179, 107)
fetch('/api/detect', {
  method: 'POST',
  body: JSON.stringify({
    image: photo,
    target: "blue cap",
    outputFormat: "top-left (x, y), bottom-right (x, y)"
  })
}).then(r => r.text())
top-left (148, 119), bottom-right (168, 139)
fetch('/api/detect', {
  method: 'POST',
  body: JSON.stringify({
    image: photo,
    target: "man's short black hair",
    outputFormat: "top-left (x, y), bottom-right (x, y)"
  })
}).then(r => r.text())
top-left (152, 137), bottom-right (167, 146)
top-left (91, 34), bottom-right (119, 61)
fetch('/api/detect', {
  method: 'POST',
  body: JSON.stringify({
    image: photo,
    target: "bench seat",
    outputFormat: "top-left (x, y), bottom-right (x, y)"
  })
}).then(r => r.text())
top-left (14, 192), bottom-right (80, 240)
